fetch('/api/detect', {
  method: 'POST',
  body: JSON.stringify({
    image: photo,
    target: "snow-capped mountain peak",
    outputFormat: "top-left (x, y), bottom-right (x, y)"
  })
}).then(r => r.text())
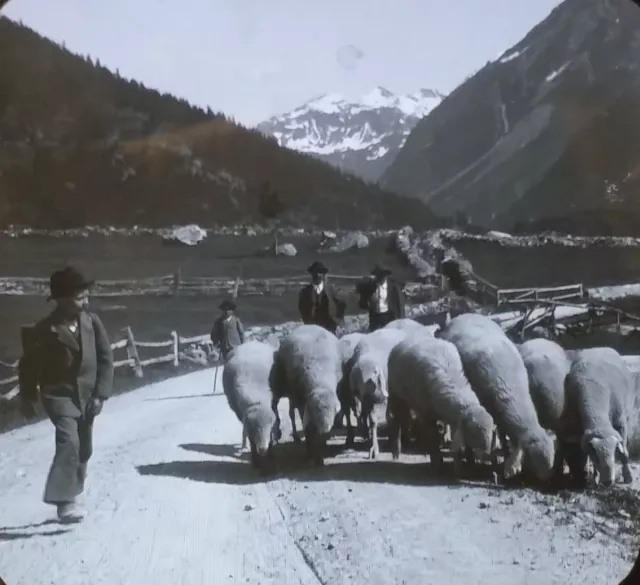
top-left (257, 86), bottom-right (445, 182)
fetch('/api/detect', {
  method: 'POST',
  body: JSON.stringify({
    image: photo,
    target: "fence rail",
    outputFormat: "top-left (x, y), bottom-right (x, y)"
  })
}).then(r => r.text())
top-left (496, 283), bottom-right (584, 305)
top-left (0, 272), bottom-right (367, 298)
top-left (0, 326), bottom-right (216, 401)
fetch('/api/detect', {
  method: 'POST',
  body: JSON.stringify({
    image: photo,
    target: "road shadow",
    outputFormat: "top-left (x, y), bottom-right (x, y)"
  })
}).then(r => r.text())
top-left (0, 528), bottom-right (70, 541)
top-left (137, 439), bottom-right (503, 489)
top-left (0, 519), bottom-right (59, 531)
top-left (180, 443), bottom-right (245, 459)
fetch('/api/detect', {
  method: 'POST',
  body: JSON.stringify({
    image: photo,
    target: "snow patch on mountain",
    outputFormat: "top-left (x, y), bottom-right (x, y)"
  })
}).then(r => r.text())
top-left (257, 86), bottom-right (445, 181)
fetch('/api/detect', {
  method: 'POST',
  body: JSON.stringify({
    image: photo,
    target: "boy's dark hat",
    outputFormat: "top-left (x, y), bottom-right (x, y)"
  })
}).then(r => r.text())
top-left (48, 266), bottom-right (94, 301)
top-left (220, 299), bottom-right (237, 311)
top-left (371, 264), bottom-right (392, 277)
top-left (307, 260), bottom-right (328, 275)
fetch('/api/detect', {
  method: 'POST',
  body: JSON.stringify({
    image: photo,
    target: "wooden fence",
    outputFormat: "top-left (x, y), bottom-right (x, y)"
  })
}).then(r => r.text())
top-left (0, 326), bottom-right (216, 401)
top-left (0, 271), bottom-right (368, 298)
top-left (495, 283), bottom-right (584, 306)
top-left (462, 270), bottom-right (584, 308)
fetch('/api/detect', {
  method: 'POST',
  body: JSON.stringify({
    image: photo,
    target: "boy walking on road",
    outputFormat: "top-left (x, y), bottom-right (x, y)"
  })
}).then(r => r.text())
top-left (211, 299), bottom-right (245, 363)
top-left (18, 266), bottom-right (114, 524)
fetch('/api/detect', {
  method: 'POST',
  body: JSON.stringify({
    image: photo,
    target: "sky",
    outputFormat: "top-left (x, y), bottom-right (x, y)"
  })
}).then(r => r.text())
top-left (2, 0), bottom-right (562, 126)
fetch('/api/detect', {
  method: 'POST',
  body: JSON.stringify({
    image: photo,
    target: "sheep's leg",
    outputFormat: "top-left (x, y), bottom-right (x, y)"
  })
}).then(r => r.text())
top-left (241, 421), bottom-right (248, 452)
top-left (464, 446), bottom-right (476, 467)
top-left (333, 408), bottom-right (345, 430)
top-left (271, 396), bottom-right (283, 442)
top-left (425, 417), bottom-right (444, 471)
top-left (289, 401), bottom-right (302, 444)
top-left (499, 429), bottom-right (510, 460)
top-left (616, 442), bottom-right (633, 484)
top-left (249, 438), bottom-right (259, 468)
top-left (565, 444), bottom-right (588, 489)
top-left (451, 425), bottom-right (465, 479)
top-left (387, 396), bottom-right (405, 460)
top-left (551, 440), bottom-right (567, 485)
top-left (305, 426), bottom-right (324, 467)
top-left (368, 413), bottom-right (379, 460)
top-left (490, 427), bottom-right (499, 469)
top-left (503, 441), bottom-right (524, 479)
top-left (345, 403), bottom-right (355, 448)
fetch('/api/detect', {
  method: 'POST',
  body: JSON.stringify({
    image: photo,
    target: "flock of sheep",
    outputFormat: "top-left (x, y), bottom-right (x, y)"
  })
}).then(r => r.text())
top-left (221, 312), bottom-right (639, 490)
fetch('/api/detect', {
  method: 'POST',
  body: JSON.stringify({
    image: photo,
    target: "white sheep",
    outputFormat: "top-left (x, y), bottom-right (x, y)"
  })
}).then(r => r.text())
top-left (222, 340), bottom-right (278, 473)
top-left (384, 318), bottom-right (426, 333)
top-left (387, 332), bottom-right (495, 476)
top-left (564, 347), bottom-right (634, 487)
top-left (439, 313), bottom-right (555, 481)
top-left (347, 327), bottom-right (412, 458)
top-left (518, 338), bottom-right (576, 481)
top-left (270, 324), bottom-right (342, 466)
top-left (335, 332), bottom-right (366, 432)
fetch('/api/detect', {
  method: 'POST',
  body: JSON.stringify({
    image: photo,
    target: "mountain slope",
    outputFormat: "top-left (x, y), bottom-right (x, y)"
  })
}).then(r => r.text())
top-left (258, 87), bottom-right (443, 182)
top-left (0, 18), bottom-right (437, 229)
top-left (381, 0), bottom-right (640, 236)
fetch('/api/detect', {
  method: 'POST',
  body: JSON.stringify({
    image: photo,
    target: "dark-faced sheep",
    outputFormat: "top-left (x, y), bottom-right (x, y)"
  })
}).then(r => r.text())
top-left (270, 324), bottom-right (342, 466)
top-left (387, 333), bottom-right (495, 476)
top-left (439, 313), bottom-right (555, 482)
top-left (222, 340), bottom-right (278, 474)
top-left (564, 347), bottom-right (634, 487)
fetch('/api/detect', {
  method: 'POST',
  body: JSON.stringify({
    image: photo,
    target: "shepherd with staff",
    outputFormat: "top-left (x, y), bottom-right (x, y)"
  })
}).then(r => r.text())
top-left (210, 298), bottom-right (245, 394)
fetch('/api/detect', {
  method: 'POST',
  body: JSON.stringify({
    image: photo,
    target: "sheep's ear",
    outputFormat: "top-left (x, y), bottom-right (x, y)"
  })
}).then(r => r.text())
top-left (582, 435), bottom-right (601, 455)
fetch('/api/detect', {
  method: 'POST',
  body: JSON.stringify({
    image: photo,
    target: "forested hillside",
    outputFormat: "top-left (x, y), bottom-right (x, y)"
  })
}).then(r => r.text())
top-left (0, 18), bottom-right (436, 229)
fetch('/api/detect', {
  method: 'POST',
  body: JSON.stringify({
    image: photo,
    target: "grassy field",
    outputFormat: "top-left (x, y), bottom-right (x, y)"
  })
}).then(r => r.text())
top-left (0, 233), bottom-right (410, 361)
top-left (455, 239), bottom-right (640, 288)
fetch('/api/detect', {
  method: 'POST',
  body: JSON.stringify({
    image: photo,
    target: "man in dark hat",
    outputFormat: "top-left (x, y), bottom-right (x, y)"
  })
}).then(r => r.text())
top-left (298, 260), bottom-right (346, 335)
top-left (210, 298), bottom-right (245, 363)
top-left (18, 266), bottom-right (114, 524)
top-left (358, 264), bottom-right (405, 331)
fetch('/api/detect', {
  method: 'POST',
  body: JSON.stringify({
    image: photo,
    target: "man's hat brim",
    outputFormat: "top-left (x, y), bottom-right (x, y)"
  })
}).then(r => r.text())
top-left (220, 300), bottom-right (237, 311)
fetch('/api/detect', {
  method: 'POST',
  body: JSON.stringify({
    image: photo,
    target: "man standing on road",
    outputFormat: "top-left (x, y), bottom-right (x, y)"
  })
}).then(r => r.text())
top-left (358, 264), bottom-right (405, 331)
top-left (298, 261), bottom-right (346, 335)
top-left (18, 266), bottom-right (114, 524)
top-left (210, 298), bottom-right (245, 363)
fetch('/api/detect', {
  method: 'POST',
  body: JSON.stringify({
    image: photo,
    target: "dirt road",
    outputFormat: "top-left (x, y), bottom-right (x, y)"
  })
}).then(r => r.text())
top-left (0, 368), bottom-right (636, 585)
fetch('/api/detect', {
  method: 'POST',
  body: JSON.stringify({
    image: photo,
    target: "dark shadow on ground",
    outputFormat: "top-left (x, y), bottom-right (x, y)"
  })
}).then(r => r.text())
top-left (180, 443), bottom-right (246, 459)
top-left (0, 519), bottom-right (59, 531)
top-left (137, 439), bottom-right (505, 489)
top-left (0, 528), bottom-right (70, 541)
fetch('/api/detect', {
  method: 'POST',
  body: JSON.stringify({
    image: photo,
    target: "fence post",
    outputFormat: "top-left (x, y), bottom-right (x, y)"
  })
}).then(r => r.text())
top-left (125, 326), bottom-right (143, 378)
top-left (232, 274), bottom-right (241, 300)
top-left (171, 331), bottom-right (179, 367)
top-left (173, 268), bottom-right (182, 296)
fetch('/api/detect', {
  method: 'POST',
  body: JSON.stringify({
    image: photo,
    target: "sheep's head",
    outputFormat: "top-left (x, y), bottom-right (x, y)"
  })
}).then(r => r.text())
top-left (245, 407), bottom-right (277, 456)
top-left (582, 430), bottom-right (628, 487)
top-left (304, 390), bottom-right (340, 437)
top-left (460, 405), bottom-right (494, 457)
top-left (522, 429), bottom-right (555, 482)
top-left (355, 359), bottom-right (387, 401)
